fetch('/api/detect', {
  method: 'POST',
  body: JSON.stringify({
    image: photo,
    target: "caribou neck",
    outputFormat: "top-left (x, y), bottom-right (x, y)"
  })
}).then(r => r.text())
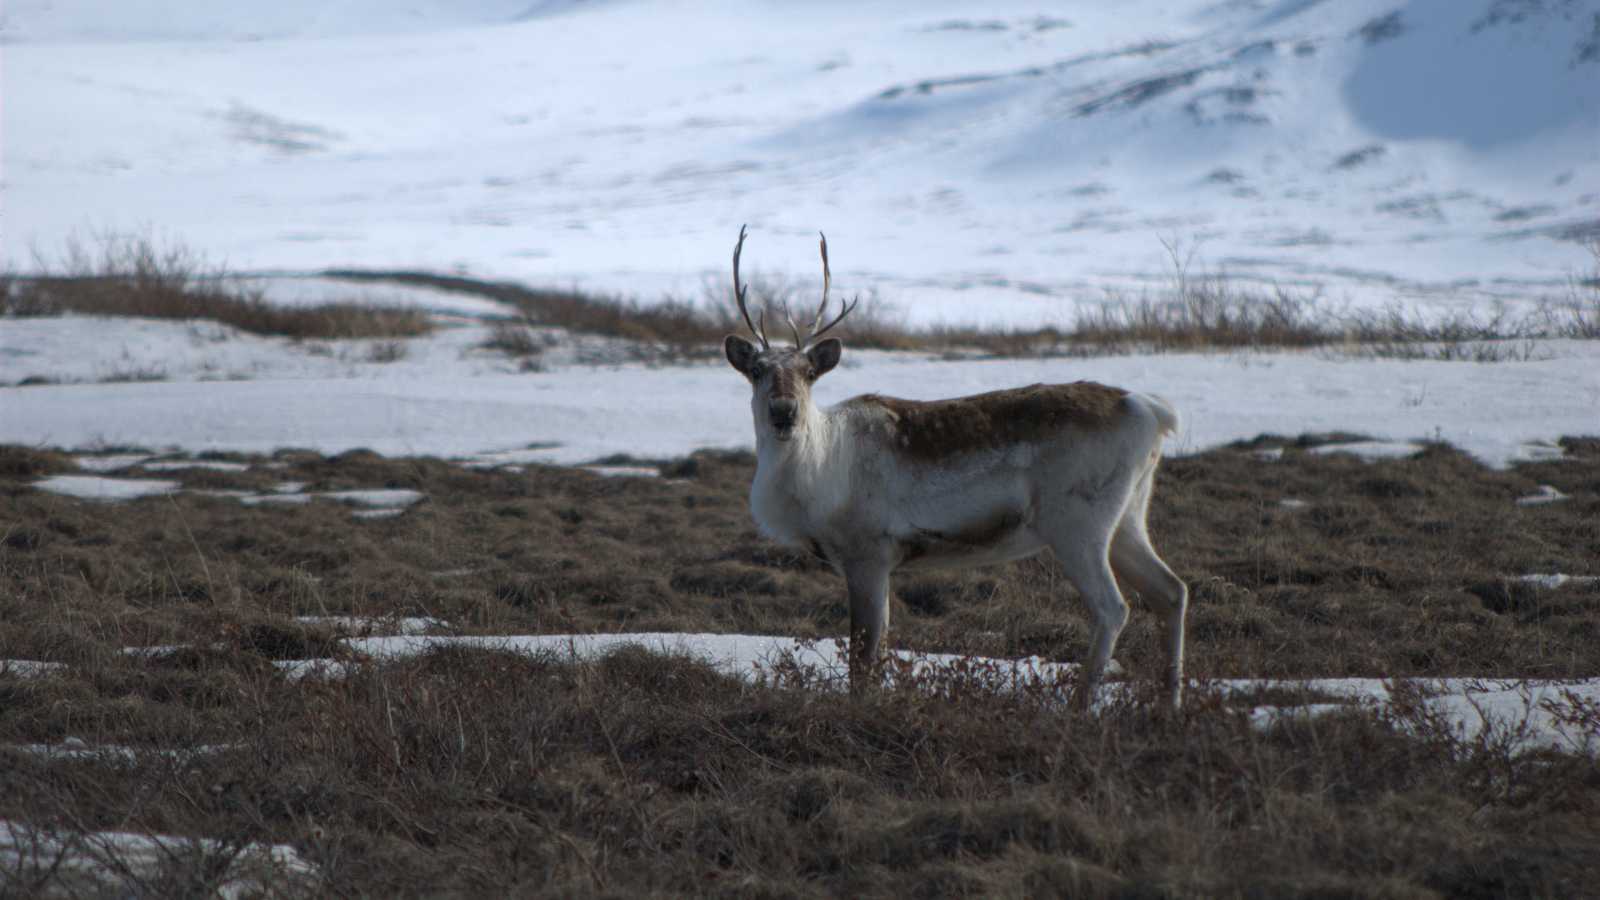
top-left (749, 405), bottom-right (851, 547)
top-left (754, 399), bottom-right (834, 482)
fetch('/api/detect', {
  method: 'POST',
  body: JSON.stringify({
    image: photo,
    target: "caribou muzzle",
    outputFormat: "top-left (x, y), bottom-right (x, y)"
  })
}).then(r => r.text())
top-left (767, 395), bottom-right (799, 440)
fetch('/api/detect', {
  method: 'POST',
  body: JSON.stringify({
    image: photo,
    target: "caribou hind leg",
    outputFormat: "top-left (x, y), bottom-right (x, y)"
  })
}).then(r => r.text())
top-left (1108, 454), bottom-right (1188, 708)
top-left (1110, 526), bottom-right (1188, 709)
top-left (1046, 523), bottom-right (1130, 710)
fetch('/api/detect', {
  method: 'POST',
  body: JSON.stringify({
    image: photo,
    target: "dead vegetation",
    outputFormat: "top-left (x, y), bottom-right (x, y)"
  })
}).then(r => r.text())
top-left (3, 235), bottom-right (433, 341)
top-left (8, 232), bottom-right (1597, 360)
top-left (338, 235), bottom-right (1600, 361)
top-left (2, 437), bottom-right (1598, 897)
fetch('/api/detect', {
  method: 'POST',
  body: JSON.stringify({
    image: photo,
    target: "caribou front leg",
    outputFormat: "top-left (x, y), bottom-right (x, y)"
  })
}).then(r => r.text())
top-left (840, 555), bottom-right (893, 693)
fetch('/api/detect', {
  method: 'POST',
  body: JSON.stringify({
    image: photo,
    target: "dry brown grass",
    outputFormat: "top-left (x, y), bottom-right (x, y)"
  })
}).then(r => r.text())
top-left (332, 270), bottom-right (723, 350)
top-left (5, 236), bottom-right (432, 341)
top-left (2, 438), bottom-right (1598, 897)
top-left (334, 256), bottom-right (1595, 361)
top-left (11, 232), bottom-right (1595, 358)
top-left (2, 640), bottom-right (1596, 898)
top-left (332, 266), bottom-right (1350, 358)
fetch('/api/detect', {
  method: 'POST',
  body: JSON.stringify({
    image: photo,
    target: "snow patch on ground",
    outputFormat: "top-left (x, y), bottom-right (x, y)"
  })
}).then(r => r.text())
top-left (32, 474), bottom-right (182, 501)
top-left (1514, 573), bottom-right (1600, 590)
top-left (274, 631), bottom-right (1600, 753)
top-left (0, 819), bottom-right (316, 900)
top-left (6, 314), bottom-right (1596, 470)
top-left (9, 738), bottom-right (244, 761)
top-left (31, 472), bottom-right (427, 513)
top-left (295, 615), bottom-right (449, 636)
top-left (9, 625), bottom-right (1584, 754)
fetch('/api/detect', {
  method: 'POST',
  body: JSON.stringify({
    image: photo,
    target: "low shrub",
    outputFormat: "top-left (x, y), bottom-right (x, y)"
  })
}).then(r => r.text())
top-left (5, 235), bottom-right (432, 340)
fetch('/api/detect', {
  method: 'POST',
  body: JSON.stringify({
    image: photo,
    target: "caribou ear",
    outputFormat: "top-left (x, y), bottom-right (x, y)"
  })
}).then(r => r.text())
top-left (807, 338), bottom-right (841, 377)
top-left (725, 335), bottom-right (761, 377)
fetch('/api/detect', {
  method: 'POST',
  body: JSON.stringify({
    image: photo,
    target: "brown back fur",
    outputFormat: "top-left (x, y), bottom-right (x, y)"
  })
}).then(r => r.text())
top-left (846, 381), bottom-right (1130, 461)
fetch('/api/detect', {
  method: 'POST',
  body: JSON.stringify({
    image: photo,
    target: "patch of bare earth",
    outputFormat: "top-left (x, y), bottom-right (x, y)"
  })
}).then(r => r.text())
top-left (2, 438), bottom-right (1597, 897)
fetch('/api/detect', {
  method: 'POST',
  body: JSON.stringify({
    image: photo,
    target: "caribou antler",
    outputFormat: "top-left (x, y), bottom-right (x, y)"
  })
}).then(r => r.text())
top-left (733, 227), bottom-right (857, 349)
top-left (801, 232), bottom-right (858, 347)
top-left (732, 224), bottom-right (769, 349)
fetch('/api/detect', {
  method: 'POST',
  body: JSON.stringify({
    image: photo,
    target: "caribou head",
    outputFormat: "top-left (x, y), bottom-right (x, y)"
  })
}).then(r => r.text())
top-left (723, 226), bottom-right (857, 443)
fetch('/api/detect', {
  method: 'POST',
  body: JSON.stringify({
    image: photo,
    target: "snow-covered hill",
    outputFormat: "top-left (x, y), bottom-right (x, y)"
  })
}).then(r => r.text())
top-left (6, 0), bottom-right (1596, 327)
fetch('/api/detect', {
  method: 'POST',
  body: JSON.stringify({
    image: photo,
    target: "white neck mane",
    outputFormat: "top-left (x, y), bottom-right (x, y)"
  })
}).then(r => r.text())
top-left (749, 407), bottom-right (851, 546)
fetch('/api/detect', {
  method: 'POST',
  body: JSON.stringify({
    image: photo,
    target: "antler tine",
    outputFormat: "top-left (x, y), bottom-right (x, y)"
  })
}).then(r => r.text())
top-left (732, 224), bottom-right (768, 349)
top-left (804, 232), bottom-right (833, 342)
top-left (782, 299), bottom-right (804, 348)
top-left (808, 293), bottom-right (859, 344)
top-left (802, 232), bottom-right (857, 346)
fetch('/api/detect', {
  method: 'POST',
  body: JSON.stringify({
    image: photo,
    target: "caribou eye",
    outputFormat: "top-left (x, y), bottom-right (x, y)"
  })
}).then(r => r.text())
top-left (805, 369), bottom-right (817, 381)
top-left (748, 364), bottom-right (764, 379)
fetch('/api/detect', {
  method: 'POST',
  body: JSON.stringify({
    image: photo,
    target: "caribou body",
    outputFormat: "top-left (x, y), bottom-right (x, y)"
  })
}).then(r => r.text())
top-left (723, 228), bottom-right (1188, 708)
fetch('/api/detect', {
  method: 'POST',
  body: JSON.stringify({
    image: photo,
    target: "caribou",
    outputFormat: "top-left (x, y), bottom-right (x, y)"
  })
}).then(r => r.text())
top-left (722, 227), bottom-right (1188, 708)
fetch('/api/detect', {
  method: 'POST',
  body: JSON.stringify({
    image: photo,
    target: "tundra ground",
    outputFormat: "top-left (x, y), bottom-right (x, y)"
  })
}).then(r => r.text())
top-left (2, 438), bottom-right (1597, 898)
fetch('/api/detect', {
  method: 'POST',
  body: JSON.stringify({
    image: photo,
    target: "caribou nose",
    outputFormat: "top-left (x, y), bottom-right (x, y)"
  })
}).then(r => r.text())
top-left (768, 396), bottom-right (798, 428)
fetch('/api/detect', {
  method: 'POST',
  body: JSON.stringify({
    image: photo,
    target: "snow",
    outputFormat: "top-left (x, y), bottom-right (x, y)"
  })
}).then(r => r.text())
top-left (140, 459), bottom-right (252, 472)
top-left (296, 614), bottom-right (449, 635)
top-left (1514, 573), bottom-right (1600, 589)
top-left (8, 625), bottom-right (1598, 755)
top-left (0, 659), bottom-right (70, 678)
top-left (69, 454), bottom-right (158, 473)
top-left (5, 313), bottom-right (1595, 468)
top-left (1309, 439), bottom-right (1427, 459)
top-left (582, 464), bottom-right (666, 478)
top-left (1241, 676), bottom-right (1600, 755)
top-left (240, 492), bottom-right (313, 506)
top-left (338, 631), bottom-right (1085, 688)
top-left (27, 469), bottom-right (430, 509)
top-left (319, 488), bottom-right (426, 508)
top-left (10, 738), bottom-right (243, 761)
top-left (0, 819), bottom-right (316, 900)
top-left (1514, 484), bottom-right (1570, 505)
top-left (5, 0), bottom-right (1596, 328)
top-left (8, 625), bottom-right (1598, 759)
top-left (31, 474), bottom-right (182, 501)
